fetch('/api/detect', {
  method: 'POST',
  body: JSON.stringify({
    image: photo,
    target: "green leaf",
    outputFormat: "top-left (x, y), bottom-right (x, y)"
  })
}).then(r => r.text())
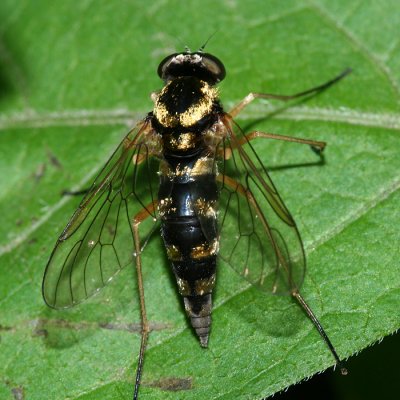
top-left (1, 1), bottom-right (399, 400)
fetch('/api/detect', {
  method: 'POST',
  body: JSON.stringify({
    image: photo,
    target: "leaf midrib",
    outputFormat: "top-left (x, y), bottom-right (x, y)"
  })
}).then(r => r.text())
top-left (1, 105), bottom-right (400, 131)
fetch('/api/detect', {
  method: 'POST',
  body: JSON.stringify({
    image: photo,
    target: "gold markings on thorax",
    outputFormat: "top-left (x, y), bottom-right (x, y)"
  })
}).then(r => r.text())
top-left (154, 81), bottom-right (218, 128)
top-left (178, 82), bottom-right (216, 127)
top-left (164, 132), bottom-right (197, 152)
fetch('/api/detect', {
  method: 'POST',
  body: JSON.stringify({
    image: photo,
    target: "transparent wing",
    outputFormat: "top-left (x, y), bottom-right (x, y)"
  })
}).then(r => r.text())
top-left (43, 119), bottom-right (160, 309)
top-left (217, 114), bottom-right (305, 294)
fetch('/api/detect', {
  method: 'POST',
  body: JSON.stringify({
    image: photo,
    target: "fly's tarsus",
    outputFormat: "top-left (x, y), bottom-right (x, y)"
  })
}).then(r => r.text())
top-left (293, 291), bottom-right (348, 376)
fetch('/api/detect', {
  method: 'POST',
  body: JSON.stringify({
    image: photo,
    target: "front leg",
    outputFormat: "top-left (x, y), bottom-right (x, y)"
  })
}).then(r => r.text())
top-left (228, 68), bottom-right (351, 118)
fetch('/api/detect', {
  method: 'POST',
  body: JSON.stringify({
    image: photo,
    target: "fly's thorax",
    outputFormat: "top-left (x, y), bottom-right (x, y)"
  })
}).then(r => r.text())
top-left (160, 125), bottom-right (224, 158)
top-left (153, 77), bottom-right (219, 129)
top-left (153, 76), bottom-right (221, 156)
top-left (162, 131), bottom-right (199, 153)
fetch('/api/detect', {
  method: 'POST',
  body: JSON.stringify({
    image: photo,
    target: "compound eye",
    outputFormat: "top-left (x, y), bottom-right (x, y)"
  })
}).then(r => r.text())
top-left (201, 53), bottom-right (226, 82)
top-left (157, 53), bottom-right (179, 80)
top-left (157, 52), bottom-right (226, 84)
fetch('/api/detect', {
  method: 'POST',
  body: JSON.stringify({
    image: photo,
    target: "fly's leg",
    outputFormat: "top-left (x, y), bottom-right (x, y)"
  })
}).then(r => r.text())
top-left (221, 130), bottom-right (326, 161)
top-left (236, 131), bottom-right (325, 151)
top-left (217, 173), bottom-right (347, 374)
top-left (293, 291), bottom-right (348, 375)
top-left (225, 69), bottom-right (352, 158)
top-left (132, 200), bottom-right (158, 400)
top-left (228, 68), bottom-right (352, 118)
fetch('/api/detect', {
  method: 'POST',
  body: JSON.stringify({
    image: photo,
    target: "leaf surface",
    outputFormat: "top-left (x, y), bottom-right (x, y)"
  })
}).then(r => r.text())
top-left (0, 1), bottom-right (399, 399)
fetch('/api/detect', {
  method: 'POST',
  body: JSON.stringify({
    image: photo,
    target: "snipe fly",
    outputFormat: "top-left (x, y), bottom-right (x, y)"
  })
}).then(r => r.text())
top-left (43, 44), bottom-right (350, 399)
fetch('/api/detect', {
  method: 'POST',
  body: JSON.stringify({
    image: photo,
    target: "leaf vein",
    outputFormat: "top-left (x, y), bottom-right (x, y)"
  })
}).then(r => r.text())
top-left (1, 106), bottom-right (400, 131)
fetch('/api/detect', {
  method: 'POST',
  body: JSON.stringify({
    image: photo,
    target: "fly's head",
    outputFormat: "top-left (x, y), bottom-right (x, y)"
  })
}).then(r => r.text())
top-left (153, 52), bottom-right (225, 154)
top-left (157, 52), bottom-right (225, 84)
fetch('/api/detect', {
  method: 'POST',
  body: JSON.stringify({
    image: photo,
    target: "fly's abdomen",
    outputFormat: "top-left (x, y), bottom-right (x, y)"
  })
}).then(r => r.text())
top-left (158, 155), bottom-right (218, 346)
top-left (162, 218), bottom-right (217, 346)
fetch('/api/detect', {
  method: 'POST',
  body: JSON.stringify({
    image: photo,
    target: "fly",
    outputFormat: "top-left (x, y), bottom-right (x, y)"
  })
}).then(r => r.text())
top-left (43, 44), bottom-right (350, 399)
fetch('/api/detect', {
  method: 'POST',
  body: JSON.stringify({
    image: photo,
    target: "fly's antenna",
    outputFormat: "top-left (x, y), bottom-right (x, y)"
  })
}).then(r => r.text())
top-left (173, 34), bottom-right (189, 53)
top-left (198, 30), bottom-right (219, 52)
